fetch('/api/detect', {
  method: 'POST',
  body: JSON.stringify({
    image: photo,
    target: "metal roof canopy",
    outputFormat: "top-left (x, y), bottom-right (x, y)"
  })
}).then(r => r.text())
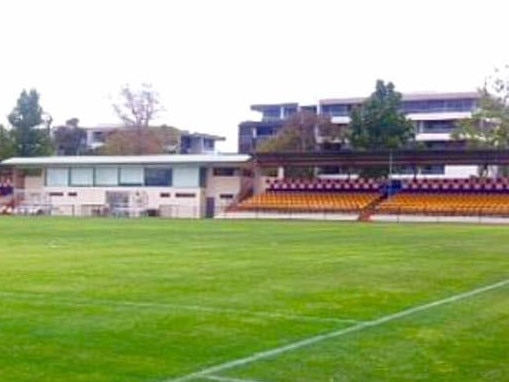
top-left (1, 154), bottom-right (251, 167)
top-left (252, 149), bottom-right (509, 168)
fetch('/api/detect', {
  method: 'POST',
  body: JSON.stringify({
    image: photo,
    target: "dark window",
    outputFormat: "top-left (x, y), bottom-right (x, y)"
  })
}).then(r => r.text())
top-left (199, 167), bottom-right (208, 187)
top-left (176, 192), bottom-right (196, 198)
top-left (203, 139), bottom-right (215, 149)
top-left (422, 120), bottom-right (455, 133)
top-left (49, 192), bottom-right (64, 197)
top-left (283, 107), bottom-right (297, 118)
top-left (213, 167), bottom-right (236, 176)
top-left (219, 194), bottom-right (234, 199)
top-left (262, 108), bottom-right (280, 120)
top-left (421, 165), bottom-right (445, 175)
top-left (92, 131), bottom-right (106, 143)
top-left (68, 192), bottom-right (78, 197)
top-left (301, 105), bottom-right (317, 113)
top-left (144, 168), bottom-right (172, 186)
top-left (321, 104), bottom-right (349, 117)
top-left (256, 126), bottom-right (274, 136)
top-left (160, 192), bottom-right (171, 198)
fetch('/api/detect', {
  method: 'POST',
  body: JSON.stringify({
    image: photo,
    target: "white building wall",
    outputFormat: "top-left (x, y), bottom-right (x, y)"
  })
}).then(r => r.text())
top-left (206, 174), bottom-right (242, 211)
top-left (24, 175), bottom-right (44, 190)
top-left (43, 186), bottom-right (204, 218)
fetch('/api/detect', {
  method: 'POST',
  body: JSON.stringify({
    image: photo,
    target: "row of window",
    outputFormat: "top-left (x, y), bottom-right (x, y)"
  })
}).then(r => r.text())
top-left (320, 99), bottom-right (477, 117)
top-left (45, 166), bottom-right (240, 188)
top-left (47, 167), bottom-right (174, 187)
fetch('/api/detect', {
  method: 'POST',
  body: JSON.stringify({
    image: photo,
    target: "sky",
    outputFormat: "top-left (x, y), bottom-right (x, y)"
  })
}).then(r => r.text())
top-left (0, 0), bottom-right (507, 152)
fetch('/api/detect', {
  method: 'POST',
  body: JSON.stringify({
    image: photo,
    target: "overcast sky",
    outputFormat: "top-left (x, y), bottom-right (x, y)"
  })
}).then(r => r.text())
top-left (0, 0), bottom-right (507, 151)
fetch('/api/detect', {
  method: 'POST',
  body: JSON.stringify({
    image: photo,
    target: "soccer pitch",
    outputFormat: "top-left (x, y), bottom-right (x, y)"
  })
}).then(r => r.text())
top-left (0, 218), bottom-right (507, 382)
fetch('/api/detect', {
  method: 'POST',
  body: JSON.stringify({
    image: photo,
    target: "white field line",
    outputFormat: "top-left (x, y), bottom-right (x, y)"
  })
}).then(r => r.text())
top-left (166, 278), bottom-right (509, 382)
top-left (0, 291), bottom-right (358, 325)
top-left (205, 375), bottom-right (267, 382)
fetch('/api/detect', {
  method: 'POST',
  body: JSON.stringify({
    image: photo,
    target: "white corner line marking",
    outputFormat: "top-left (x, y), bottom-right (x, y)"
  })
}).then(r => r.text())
top-left (166, 278), bottom-right (509, 382)
top-left (205, 375), bottom-right (267, 382)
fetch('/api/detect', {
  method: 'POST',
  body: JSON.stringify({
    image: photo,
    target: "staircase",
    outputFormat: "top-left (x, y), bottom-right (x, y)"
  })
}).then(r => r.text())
top-left (357, 195), bottom-right (385, 222)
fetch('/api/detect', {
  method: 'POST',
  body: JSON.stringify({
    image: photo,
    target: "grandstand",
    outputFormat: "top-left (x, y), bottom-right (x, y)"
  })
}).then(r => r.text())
top-left (2, 149), bottom-right (509, 222)
top-left (228, 150), bottom-right (509, 222)
top-left (376, 178), bottom-right (509, 217)
top-left (233, 177), bottom-right (509, 220)
top-left (236, 178), bottom-right (382, 214)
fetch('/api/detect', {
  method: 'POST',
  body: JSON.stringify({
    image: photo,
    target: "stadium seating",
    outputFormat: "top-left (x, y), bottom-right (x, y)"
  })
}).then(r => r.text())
top-left (236, 178), bottom-right (382, 213)
top-left (377, 178), bottom-right (509, 216)
top-left (237, 192), bottom-right (380, 213)
top-left (238, 177), bottom-right (509, 217)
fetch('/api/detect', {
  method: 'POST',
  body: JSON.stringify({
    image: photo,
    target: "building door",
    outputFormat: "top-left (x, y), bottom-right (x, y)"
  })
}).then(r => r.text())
top-left (205, 197), bottom-right (215, 218)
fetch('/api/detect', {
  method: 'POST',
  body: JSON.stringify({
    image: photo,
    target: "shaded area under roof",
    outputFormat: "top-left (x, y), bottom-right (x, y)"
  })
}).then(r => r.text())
top-left (252, 149), bottom-right (509, 168)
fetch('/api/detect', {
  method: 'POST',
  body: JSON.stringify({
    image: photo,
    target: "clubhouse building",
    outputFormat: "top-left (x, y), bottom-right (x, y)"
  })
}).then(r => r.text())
top-left (1, 155), bottom-right (251, 218)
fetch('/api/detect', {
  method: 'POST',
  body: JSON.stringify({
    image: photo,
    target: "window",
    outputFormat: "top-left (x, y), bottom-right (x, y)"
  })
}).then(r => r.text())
top-left (70, 167), bottom-right (93, 186)
top-left (199, 167), bottom-right (208, 187)
top-left (95, 167), bottom-right (118, 186)
top-left (421, 165), bottom-right (445, 175)
top-left (213, 167), bottom-right (236, 176)
top-left (92, 131), bottom-right (106, 143)
top-left (422, 120), bottom-right (455, 134)
top-left (256, 126), bottom-right (274, 137)
top-left (145, 168), bottom-right (172, 186)
top-left (46, 168), bottom-right (69, 186)
top-left (262, 108), bottom-right (280, 120)
top-left (321, 104), bottom-right (349, 117)
top-left (119, 167), bottom-right (143, 186)
top-left (283, 107), bottom-right (297, 118)
top-left (203, 139), bottom-right (215, 150)
top-left (175, 192), bottom-right (196, 198)
top-left (173, 167), bottom-right (200, 188)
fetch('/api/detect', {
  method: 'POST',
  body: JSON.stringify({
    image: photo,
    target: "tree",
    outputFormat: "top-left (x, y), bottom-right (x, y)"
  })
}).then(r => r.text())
top-left (8, 89), bottom-right (53, 157)
top-left (348, 80), bottom-right (414, 150)
top-left (257, 110), bottom-right (341, 153)
top-left (111, 83), bottom-right (166, 154)
top-left (257, 110), bottom-right (342, 178)
top-left (100, 125), bottom-right (180, 155)
top-left (452, 67), bottom-right (509, 149)
top-left (112, 83), bottom-right (164, 128)
top-left (53, 118), bottom-right (88, 156)
top-left (451, 67), bottom-right (509, 176)
top-left (0, 125), bottom-right (15, 160)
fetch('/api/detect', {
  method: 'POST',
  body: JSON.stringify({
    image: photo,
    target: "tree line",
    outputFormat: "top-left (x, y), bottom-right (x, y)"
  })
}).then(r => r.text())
top-left (0, 84), bottom-right (180, 160)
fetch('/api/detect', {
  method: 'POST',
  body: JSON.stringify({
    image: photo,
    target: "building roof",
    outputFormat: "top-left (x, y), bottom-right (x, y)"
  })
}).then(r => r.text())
top-left (251, 103), bottom-right (299, 112)
top-left (2, 154), bottom-right (250, 167)
top-left (319, 91), bottom-right (480, 105)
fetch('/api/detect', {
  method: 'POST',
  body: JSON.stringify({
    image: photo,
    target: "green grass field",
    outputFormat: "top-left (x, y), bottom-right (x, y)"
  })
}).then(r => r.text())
top-left (0, 218), bottom-right (508, 382)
